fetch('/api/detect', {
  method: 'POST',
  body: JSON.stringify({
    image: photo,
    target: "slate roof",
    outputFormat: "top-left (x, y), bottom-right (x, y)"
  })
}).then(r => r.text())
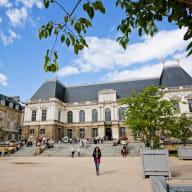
top-left (31, 64), bottom-right (192, 103)
top-left (31, 80), bottom-right (65, 101)
top-left (0, 94), bottom-right (22, 111)
top-left (159, 64), bottom-right (192, 87)
top-left (64, 78), bottom-right (159, 103)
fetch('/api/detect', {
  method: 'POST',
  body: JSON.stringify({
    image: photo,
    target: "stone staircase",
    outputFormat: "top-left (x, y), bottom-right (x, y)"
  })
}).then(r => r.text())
top-left (11, 145), bottom-right (36, 156)
top-left (10, 142), bottom-right (144, 157)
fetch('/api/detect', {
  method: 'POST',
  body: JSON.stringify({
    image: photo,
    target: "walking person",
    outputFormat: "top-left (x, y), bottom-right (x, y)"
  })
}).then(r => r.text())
top-left (77, 147), bottom-right (80, 157)
top-left (92, 146), bottom-right (102, 176)
top-left (121, 144), bottom-right (128, 158)
top-left (71, 147), bottom-right (75, 158)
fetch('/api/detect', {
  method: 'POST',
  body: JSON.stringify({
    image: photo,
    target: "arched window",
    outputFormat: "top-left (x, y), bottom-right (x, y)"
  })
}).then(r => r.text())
top-left (67, 111), bottom-right (73, 123)
top-left (118, 107), bottom-right (125, 121)
top-left (79, 128), bottom-right (85, 138)
top-left (119, 127), bottom-right (126, 137)
top-left (0, 100), bottom-right (5, 105)
top-left (79, 110), bottom-right (85, 123)
top-left (92, 128), bottom-right (98, 138)
top-left (67, 129), bottom-right (72, 138)
top-left (92, 109), bottom-right (98, 122)
top-left (15, 105), bottom-right (19, 110)
top-left (9, 103), bottom-right (13, 108)
top-left (105, 108), bottom-right (111, 121)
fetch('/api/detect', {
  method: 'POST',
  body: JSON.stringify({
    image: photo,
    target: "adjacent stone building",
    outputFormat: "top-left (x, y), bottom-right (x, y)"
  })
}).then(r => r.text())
top-left (0, 95), bottom-right (23, 141)
top-left (22, 63), bottom-right (192, 141)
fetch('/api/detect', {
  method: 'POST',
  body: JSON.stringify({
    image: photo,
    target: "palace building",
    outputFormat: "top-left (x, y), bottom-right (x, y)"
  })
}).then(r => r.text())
top-left (22, 63), bottom-right (192, 141)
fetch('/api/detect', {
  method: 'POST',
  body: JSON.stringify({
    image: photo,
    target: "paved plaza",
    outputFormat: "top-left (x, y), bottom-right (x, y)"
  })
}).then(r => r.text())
top-left (0, 156), bottom-right (192, 192)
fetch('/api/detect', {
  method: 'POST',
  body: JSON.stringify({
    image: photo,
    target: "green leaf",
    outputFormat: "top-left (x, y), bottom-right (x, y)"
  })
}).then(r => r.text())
top-left (58, 24), bottom-right (63, 29)
top-left (53, 51), bottom-right (58, 60)
top-left (186, 41), bottom-right (192, 51)
top-left (51, 63), bottom-right (58, 72)
top-left (138, 28), bottom-right (142, 36)
top-left (66, 38), bottom-right (70, 47)
top-left (92, 1), bottom-right (106, 13)
top-left (74, 44), bottom-right (79, 55)
top-left (187, 49), bottom-right (192, 57)
top-left (83, 3), bottom-right (90, 12)
top-left (150, 30), bottom-right (154, 36)
top-left (38, 29), bottom-right (43, 39)
top-left (69, 34), bottom-right (75, 45)
top-left (44, 0), bottom-right (50, 8)
top-left (80, 38), bottom-right (88, 47)
top-left (61, 35), bottom-right (65, 42)
top-left (184, 31), bottom-right (192, 41)
top-left (88, 7), bottom-right (94, 19)
top-left (64, 16), bottom-right (69, 22)
top-left (54, 29), bottom-right (58, 35)
top-left (74, 22), bottom-right (81, 34)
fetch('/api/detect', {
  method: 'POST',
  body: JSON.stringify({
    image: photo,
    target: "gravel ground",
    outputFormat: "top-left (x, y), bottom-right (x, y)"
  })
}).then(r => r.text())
top-left (0, 156), bottom-right (191, 192)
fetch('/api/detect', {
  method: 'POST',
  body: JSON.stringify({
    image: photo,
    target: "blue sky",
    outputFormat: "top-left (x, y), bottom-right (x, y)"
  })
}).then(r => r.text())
top-left (0, 0), bottom-right (192, 102)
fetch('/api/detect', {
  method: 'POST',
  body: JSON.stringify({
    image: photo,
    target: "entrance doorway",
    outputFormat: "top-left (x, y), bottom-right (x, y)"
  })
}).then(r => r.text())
top-left (105, 127), bottom-right (112, 140)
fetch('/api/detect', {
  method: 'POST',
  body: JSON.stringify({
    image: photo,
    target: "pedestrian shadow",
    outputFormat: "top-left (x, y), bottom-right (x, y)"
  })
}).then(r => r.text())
top-left (100, 170), bottom-right (119, 175)
top-left (171, 171), bottom-right (181, 177)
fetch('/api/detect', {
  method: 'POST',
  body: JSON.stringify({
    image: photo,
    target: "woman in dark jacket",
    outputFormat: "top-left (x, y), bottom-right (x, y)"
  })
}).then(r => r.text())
top-left (92, 146), bottom-right (102, 175)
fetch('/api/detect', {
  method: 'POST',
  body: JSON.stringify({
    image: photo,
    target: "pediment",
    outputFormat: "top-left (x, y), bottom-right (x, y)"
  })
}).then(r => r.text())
top-left (169, 95), bottom-right (181, 100)
top-left (98, 89), bottom-right (116, 95)
top-left (185, 94), bottom-right (192, 99)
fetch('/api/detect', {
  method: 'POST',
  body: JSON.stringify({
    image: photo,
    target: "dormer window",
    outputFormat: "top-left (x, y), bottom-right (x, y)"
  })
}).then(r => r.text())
top-left (15, 105), bottom-right (19, 110)
top-left (0, 100), bottom-right (5, 105)
top-left (9, 103), bottom-right (13, 108)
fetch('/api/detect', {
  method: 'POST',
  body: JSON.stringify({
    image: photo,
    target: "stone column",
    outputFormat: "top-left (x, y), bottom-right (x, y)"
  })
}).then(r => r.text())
top-left (98, 125), bottom-right (105, 137)
top-left (112, 124), bottom-right (119, 139)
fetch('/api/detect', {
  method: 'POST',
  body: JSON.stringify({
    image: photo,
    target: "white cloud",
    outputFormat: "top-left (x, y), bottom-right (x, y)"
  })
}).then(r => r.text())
top-left (103, 54), bottom-right (192, 81)
top-left (104, 63), bottom-right (163, 81)
top-left (6, 7), bottom-right (28, 27)
top-left (173, 52), bottom-right (192, 76)
top-left (16, 0), bottom-right (43, 9)
top-left (0, 73), bottom-right (8, 86)
top-left (0, 17), bottom-right (2, 23)
top-left (0, 29), bottom-right (21, 46)
top-left (56, 66), bottom-right (79, 77)
top-left (0, 0), bottom-right (12, 7)
top-left (74, 28), bottom-right (188, 73)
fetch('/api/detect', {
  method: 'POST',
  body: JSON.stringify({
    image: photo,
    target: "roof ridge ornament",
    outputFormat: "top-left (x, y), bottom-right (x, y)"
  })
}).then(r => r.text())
top-left (163, 60), bottom-right (180, 69)
top-left (176, 59), bottom-right (180, 65)
top-left (45, 76), bottom-right (49, 81)
top-left (54, 74), bottom-right (58, 80)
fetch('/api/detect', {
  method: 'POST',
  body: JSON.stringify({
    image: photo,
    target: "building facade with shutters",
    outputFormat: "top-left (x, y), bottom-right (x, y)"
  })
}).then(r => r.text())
top-left (22, 63), bottom-right (192, 141)
top-left (0, 95), bottom-right (23, 141)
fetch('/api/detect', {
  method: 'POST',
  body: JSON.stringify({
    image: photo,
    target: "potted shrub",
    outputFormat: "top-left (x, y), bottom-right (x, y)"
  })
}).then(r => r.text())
top-left (119, 136), bottom-right (128, 145)
top-left (167, 114), bottom-right (192, 160)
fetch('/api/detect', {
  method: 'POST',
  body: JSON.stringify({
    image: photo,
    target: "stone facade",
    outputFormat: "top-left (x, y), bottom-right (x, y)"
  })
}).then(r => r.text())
top-left (22, 64), bottom-right (192, 142)
top-left (0, 95), bottom-right (23, 141)
top-left (22, 85), bottom-right (192, 142)
top-left (22, 89), bottom-right (131, 141)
